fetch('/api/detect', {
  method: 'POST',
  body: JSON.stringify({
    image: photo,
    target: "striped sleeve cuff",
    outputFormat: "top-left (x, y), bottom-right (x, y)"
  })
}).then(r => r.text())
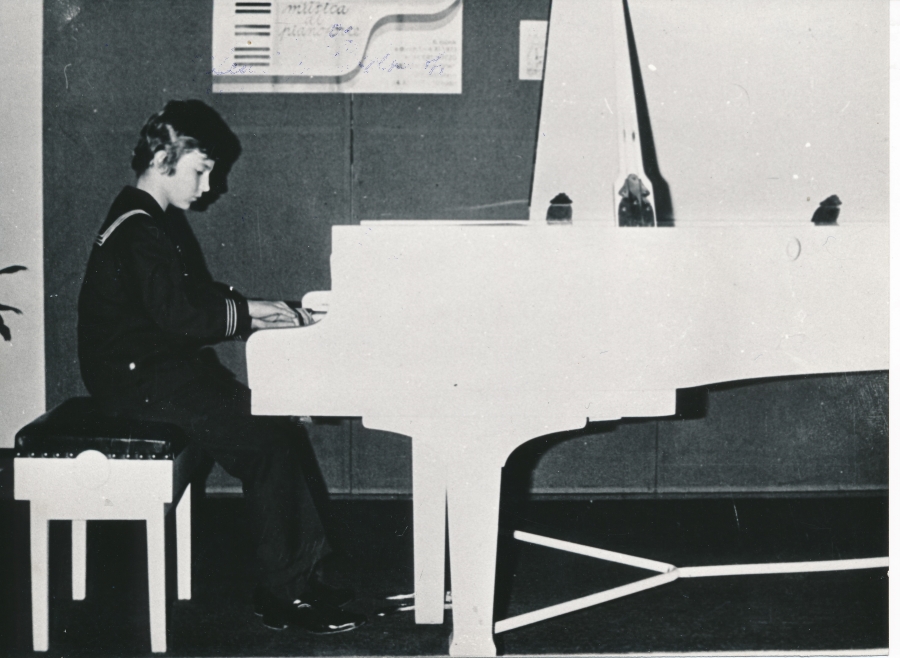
top-left (225, 297), bottom-right (237, 337)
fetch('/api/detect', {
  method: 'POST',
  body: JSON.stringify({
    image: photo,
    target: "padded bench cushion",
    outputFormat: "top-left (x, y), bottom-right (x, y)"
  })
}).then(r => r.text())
top-left (14, 397), bottom-right (189, 460)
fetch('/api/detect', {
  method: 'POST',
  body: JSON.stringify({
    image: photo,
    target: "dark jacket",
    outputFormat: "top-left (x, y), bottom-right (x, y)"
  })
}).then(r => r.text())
top-left (78, 186), bottom-right (252, 399)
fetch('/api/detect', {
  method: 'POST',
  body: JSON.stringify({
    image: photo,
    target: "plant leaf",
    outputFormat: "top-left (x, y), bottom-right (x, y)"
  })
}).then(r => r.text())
top-left (0, 265), bottom-right (26, 275)
top-left (0, 304), bottom-right (22, 315)
top-left (0, 317), bottom-right (10, 342)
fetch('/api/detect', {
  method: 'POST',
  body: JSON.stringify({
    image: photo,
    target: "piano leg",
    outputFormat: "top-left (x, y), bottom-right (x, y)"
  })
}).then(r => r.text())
top-left (445, 454), bottom-right (503, 657)
top-left (371, 414), bottom-right (585, 657)
top-left (412, 440), bottom-right (447, 624)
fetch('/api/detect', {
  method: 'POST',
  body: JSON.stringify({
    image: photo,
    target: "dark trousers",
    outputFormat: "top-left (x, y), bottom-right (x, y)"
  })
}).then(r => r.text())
top-left (94, 355), bottom-right (330, 601)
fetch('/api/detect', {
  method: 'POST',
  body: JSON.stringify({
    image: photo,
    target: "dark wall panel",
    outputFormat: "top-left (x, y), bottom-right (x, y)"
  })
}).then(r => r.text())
top-left (205, 421), bottom-right (351, 496)
top-left (200, 123), bottom-right (350, 302)
top-left (656, 372), bottom-right (889, 493)
top-left (350, 421), bottom-right (412, 495)
top-left (526, 423), bottom-right (657, 495)
top-left (352, 0), bottom-right (549, 221)
top-left (307, 422), bottom-right (352, 495)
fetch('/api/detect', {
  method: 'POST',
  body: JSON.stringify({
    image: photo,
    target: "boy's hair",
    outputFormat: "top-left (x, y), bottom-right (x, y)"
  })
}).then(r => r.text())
top-left (131, 100), bottom-right (241, 176)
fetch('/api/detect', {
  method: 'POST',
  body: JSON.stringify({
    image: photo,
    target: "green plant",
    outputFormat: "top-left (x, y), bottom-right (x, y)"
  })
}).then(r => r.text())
top-left (0, 265), bottom-right (26, 341)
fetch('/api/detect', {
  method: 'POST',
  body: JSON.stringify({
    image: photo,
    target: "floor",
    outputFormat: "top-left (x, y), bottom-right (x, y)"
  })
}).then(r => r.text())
top-left (0, 493), bottom-right (888, 657)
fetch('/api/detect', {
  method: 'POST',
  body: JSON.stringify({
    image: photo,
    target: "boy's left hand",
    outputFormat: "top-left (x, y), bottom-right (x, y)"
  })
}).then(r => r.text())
top-left (249, 300), bottom-right (313, 329)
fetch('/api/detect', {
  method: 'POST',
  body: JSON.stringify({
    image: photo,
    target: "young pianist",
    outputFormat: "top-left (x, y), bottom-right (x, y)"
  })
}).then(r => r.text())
top-left (77, 99), bottom-right (366, 635)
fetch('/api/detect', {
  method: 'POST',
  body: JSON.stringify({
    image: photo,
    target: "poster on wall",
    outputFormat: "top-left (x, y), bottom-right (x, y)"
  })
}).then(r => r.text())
top-left (211, 0), bottom-right (462, 93)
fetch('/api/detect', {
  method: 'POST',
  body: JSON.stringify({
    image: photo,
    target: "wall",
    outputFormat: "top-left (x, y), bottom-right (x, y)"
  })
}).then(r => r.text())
top-left (41, 0), bottom-right (888, 496)
top-left (0, 3), bottom-right (45, 449)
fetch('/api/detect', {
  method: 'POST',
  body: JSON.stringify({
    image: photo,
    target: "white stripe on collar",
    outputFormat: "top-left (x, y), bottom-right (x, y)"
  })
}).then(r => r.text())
top-left (95, 209), bottom-right (152, 246)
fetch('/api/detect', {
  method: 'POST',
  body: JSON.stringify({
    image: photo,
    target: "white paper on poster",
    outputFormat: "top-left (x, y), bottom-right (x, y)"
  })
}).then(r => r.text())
top-left (211, 0), bottom-right (462, 94)
top-left (519, 20), bottom-right (547, 81)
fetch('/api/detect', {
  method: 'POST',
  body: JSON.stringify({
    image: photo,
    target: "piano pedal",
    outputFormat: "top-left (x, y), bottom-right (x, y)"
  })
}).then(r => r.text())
top-left (290, 416), bottom-right (343, 426)
top-left (376, 591), bottom-right (452, 617)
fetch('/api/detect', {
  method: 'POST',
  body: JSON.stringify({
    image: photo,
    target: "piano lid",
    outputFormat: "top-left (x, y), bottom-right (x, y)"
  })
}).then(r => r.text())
top-left (529, 0), bottom-right (888, 226)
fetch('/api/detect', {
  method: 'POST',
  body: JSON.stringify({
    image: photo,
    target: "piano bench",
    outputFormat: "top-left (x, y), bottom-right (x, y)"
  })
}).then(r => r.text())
top-left (12, 397), bottom-right (204, 653)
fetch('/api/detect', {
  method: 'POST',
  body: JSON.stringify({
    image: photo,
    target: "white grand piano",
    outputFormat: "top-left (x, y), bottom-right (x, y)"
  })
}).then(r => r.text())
top-left (246, 0), bottom-right (889, 654)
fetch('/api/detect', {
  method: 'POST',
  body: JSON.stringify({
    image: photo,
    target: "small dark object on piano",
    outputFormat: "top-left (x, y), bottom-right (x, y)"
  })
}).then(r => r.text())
top-left (546, 192), bottom-right (573, 223)
top-left (618, 174), bottom-right (654, 227)
top-left (811, 195), bottom-right (841, 225)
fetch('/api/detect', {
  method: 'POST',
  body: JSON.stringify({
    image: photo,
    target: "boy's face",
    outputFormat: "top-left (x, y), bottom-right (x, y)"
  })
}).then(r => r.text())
top-left (164, 150), bottom-right (215, 210)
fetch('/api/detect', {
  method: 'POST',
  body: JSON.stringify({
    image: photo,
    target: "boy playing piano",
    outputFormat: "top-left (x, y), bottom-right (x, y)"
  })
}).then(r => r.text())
top-left (77, 100), bottom-right (366, 635)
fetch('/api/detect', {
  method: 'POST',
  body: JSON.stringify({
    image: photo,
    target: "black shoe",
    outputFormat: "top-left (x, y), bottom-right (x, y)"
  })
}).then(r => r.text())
top-left (306, 576), bottom-right (355, 608)
top-left (258, 596), bottom-right (366, 634)
top-left (254, 578), bottom-right (354, 617)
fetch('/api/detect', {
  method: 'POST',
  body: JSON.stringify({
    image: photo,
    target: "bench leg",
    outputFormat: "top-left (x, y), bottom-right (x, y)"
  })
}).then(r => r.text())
top-left (146, 512), bottom-right (167, 653)
top-left (30, 503), bottom-right (49, 652)
top-left (176, 483), bottom-right (191, 600)
top-left (72, 520), bottom-right (87, 600)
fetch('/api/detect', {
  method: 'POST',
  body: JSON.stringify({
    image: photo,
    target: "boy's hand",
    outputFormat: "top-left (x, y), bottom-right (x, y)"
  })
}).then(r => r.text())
top-left (248, 300), bottom-right (313, 330)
